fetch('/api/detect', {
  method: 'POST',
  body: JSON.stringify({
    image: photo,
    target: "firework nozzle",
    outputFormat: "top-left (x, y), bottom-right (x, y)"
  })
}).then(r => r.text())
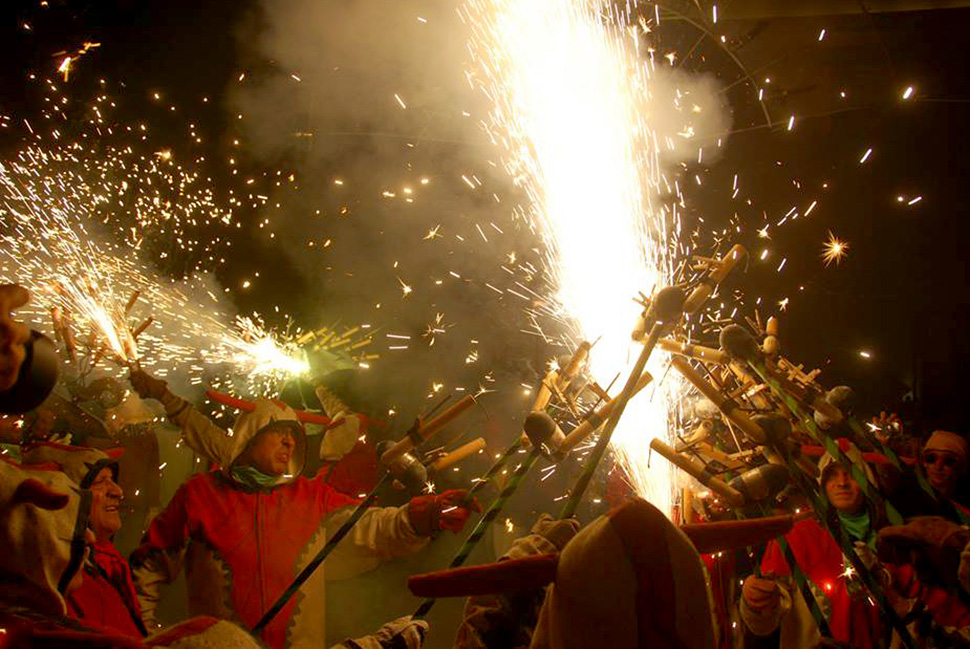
top-left (728, 463), bottom-right (790, 504)
top-left (750, 413), bottom-right (792, 444)
top-left (719, 324), bottom-right (762, 362)
top-left (632, 285), bottom-right (687, 340)
top-left (523, 411), bottom-right (563, 458)
top-left (0, 331), bottom-right (59, 414)
top-left (815, 386), bottom-right (853, 430)
top-left (376, 441), bottom-right (428, 494)
top-left (649, 438), bottom-right (745, 507)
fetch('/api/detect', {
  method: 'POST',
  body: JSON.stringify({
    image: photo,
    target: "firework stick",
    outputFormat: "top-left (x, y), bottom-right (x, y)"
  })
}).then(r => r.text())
top-left (430, 438), bottom-right (487, 472)
top-left (256, 396), bottom-right (476, 633)
top-left (650, 439), bottom-right (745, 507)
top-left (123, 290), bottom-right (140, 315)
top-left (251, 472), bottom-right (391, 635)
top-left (779, 441), bottom-right (918, 649)
top-left (557, 369), bottom-right (654, 455)
top-left (731, 349), bottom-right (904, 527)
top-left (659, 338), bottom-right (729, 365)
top-left (380, 395), bottom-right (477, 465)
top-left (559, 286), bottom-right (685, 519)
top-left (466, 437), bottom-right (524, 500)
top-left (131, 317), bottom-right (153, 339)
top-left (683, 244), bottom-right (747, 314)
top-left (671, 356), bottom-right (768, 445)
top-left (413, 447), bottom-right (542, 620)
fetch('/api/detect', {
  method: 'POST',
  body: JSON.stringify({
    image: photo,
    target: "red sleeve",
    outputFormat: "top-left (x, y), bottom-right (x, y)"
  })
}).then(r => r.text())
top-left (316, 441), bottom-right (380, 498)
top-left (131, 481), bottom-right (192, 565)
top-left (760, 538), bottom-right (793, 578)
top-left (311, 472), bottom-right (362, 516)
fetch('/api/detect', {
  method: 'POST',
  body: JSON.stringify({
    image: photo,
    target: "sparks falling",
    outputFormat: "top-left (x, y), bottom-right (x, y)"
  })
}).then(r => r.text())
top-left (464, 0), bottom-right (680, 511)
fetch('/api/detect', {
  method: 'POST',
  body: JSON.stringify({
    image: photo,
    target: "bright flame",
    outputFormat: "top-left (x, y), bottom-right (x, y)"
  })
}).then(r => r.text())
top-left (218, 315), bottom-right (309, 383)
top-left (464, 0), bottom-right (675, 511)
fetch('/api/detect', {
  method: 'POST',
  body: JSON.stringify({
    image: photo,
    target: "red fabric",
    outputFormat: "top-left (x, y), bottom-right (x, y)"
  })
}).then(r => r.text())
top-left (702, 553), bottom-right (737, 649)
top-left (133, 471), bottom-right (358, 649)
top-left (760, 517), bottom-right (882, 649)
top-left (67, 540), bottom-right (144, 638)
top-left (408, 554), bottom-right (559, 598)
top-left (884, 562), bottom-right (970, 630)
top-left (800, 444), bottom-right (916, 466)
top-left (318, 441), bottom-right (380, 497)
top-left (0, 608), bottom-right (144, 649)
top-left (407, 489), bottom-right (478, 536)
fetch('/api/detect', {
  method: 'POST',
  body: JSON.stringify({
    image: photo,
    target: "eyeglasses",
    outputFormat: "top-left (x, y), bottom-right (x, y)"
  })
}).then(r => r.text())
top-left (922, 451), bottom-right (963, 469)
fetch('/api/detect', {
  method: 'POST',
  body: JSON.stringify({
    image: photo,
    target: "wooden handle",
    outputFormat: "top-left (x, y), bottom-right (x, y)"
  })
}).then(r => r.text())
top-left (650, 438), bottom-right (745, 507)
top-left (431, 438), bottom-right (487, 472)
top-left (670, 356), bottom-right (767, 444)
top-left (558, 370), bottom-right (653, 455)
top-left (381, 395), bottom-right (477, 465)
top-left (659, 338), bottom-right (729, 365)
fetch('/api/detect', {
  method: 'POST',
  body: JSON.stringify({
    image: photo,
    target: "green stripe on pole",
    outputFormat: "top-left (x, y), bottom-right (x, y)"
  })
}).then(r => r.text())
top-left (414, 447), bottom-right (541, 620)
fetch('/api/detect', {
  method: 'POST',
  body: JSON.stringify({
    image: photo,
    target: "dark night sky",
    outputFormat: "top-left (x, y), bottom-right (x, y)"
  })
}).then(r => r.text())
top-left (2, 0), bottom-right (970, 432)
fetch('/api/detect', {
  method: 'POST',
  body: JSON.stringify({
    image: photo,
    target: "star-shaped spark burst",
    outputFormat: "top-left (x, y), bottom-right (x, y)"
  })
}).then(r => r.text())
top-left (423, 225), bottom-right (442, 240)
top-left (822, 231), bottom-right (849, 266)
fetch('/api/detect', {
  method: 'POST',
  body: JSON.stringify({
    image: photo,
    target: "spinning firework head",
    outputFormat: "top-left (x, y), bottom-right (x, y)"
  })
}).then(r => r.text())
top-left (375, 441), bottom-right (429, 494)
top-left (728, 463), bottom-right (790, 504)
top-left (815, 385), bottom-right (854, 430)
top-left (750, 413), bottom-right (792, 444)
top-left (718, 324), bottom-right (762, 362)
top-left (523, 410), bottom-right (565, 455)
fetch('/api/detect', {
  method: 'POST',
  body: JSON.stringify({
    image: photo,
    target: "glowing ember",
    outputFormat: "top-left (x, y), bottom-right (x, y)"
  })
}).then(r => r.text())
top-left (822, 230), bottom-right (849, 266)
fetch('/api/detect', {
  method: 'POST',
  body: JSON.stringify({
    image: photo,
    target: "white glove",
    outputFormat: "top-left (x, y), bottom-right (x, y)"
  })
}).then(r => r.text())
top-left (334, 616), bottom-right (429, 649)
top-left (319, 412), bottom-right (362, 461)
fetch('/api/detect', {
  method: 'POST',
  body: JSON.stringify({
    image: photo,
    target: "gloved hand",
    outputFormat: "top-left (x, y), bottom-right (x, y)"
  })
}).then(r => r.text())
top-left (742, 575), bottom-right (781, 616)
top-left (335, 616), bottom-right (428, 649)
top-left (129, 368), bottom-right (169, 401)
top-left (408, 489), bottom-right (481, 536)
top-left (878, 516), bottom-right (970, 589)
top-left (530, 513), bottom-right (580, 551)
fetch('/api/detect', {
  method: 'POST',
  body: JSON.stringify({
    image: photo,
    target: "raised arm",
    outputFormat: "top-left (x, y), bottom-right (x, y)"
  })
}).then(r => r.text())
top-left (129, 369), bottom-right (234, 467)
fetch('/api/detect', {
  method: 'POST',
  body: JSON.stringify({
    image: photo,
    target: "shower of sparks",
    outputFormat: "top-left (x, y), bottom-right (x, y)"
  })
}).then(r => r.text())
top-left (822, 231), bottom-right (849, 266)
top-left (463, 0), bottom-right (683, 511)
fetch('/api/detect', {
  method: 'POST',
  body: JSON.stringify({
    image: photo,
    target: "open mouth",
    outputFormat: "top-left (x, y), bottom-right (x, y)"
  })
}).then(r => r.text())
top-left (104, 505), bottom-right (120, 513)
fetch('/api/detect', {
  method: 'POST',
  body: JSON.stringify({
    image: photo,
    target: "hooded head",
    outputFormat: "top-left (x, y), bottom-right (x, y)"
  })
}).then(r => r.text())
top-left (922, 430), bottom-right (968, 499)
top-left (410, 498), bottom-right (722, 649)
top-left (0, 459), bottom-right (91, 615)
top-left (818, 439), bottom-right (873, 515)
top-left (21, 442), bottom-right (123, 541)
top-left (227, 399), bottom-right (306, 486)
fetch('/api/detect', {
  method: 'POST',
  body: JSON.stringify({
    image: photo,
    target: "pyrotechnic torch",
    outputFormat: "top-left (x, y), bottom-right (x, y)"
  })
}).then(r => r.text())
top-left (412, 409), bottom-right (562, 620)
top-left (559, 286), bottom-right (686, 518)
top-left (251, 394), bottom-right (479, 635)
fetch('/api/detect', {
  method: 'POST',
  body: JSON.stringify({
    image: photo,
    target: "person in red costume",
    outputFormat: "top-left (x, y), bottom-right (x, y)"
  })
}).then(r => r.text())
top-left (128, 369), bottom-right (479, 649)
top-left (742, 442), bottom-right (970, 648)
top-left (21, 442), bottom-right (148, 639)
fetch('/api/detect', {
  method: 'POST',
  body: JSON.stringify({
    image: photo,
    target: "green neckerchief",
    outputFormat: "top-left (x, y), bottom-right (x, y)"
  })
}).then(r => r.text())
top-left (230, 464), bottom-right (280, 489)
top-left (837, 510), bottom-right (876, 549)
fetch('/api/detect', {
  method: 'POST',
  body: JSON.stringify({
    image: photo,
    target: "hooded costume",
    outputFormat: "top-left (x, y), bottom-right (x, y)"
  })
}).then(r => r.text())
top-left (21, 441), bottom-right (146, 639)
top-left (743, 441), bottom-right (970, 648)
top-left (413, 499), bottom-right (800, 649)
top-left (131, 395), bottom-right (447, 649)
top-left (741, 442), bottom-right (885, 649)
top-left (0, 457), bottom-right (267, 649)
